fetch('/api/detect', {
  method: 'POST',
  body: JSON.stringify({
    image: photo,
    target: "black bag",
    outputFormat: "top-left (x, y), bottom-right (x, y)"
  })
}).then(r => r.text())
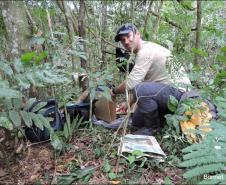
top-left (25, 99), bottom-right (64, 142)
top-left (66, 102), bottom-right (90, 122)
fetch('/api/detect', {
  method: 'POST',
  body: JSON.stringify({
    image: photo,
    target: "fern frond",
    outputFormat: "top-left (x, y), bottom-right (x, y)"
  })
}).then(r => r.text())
top-left (183, 163), bottom-right (225, 179)
top-left (180, 156), bottom-right (226, 167)
top-left (183, 148), bottom-right (211, 160)
top-left (182, 143), bottom-right (207, 153)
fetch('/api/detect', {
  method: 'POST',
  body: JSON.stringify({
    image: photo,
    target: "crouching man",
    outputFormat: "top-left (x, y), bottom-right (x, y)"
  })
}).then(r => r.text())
top-left (119, 82), bottom-right (218, 137)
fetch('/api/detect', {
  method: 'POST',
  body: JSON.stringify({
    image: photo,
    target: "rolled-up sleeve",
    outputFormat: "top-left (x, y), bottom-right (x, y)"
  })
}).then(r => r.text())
top-left (126, 55), bottom-right (153, 90)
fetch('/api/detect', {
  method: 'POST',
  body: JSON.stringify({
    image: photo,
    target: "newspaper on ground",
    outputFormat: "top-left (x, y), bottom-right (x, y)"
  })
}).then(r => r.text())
top-left (118, 134), bottom-right (166, 162)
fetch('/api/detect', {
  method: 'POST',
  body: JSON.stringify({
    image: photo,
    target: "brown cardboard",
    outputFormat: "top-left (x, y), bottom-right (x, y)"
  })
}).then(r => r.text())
top-left (94, 95), bottom-right (116, 123)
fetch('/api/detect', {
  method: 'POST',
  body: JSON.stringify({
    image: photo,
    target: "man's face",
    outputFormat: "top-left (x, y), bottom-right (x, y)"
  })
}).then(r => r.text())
top-left (119, 31), bottom-right (140, 52)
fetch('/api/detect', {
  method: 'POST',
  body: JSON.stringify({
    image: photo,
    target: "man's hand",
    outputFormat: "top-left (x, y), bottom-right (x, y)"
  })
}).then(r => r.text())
top-left (117, 102), bottom-right (128, 113)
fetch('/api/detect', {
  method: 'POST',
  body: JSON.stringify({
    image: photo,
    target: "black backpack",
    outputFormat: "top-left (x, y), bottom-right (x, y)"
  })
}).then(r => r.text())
top-left (25, 99), bottom-right (64, 142)
top-left (116, 47), bottom-right (134, 73)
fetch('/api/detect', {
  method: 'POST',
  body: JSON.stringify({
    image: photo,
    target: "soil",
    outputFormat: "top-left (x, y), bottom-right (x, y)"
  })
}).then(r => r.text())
top-left (0, 127), bottom-right (184, 184)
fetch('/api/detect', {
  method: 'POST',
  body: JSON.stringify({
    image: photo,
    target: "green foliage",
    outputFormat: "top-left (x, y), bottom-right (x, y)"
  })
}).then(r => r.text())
top-left (57, 166), bottom-right (95, 184)
top-left (180, 90), bottom-right (226, 184)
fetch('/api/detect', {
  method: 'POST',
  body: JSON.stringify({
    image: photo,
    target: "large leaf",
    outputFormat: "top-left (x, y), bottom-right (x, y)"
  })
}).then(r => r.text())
top-left (12, 98), bottom-right (22, 109)
top-left (21, 52), bottom-right (36, 63)
top-left (34, 51), bottom-right (48, 64)
top-left (31, 113), bottom-right (43, 130)
top-left (191, 48), bottom-right (208, 57)
top-left (9, 110), bottom-right (21, 127)
top-left (25, 98), bottom-right (37, 110)
top-left (31, 101), bottom-right (47, 113)
top-left (0, 117), bottom-right (13, 130)
top-left (3, 98), bottom-right (13, 111)
top-left (0, 88), bottom-right (21, 98)
top-left (20, 111), bottom-right (32, 127)
top-left (0, 62), bottom-right (13, 75)
top-left (13, 59), bottom-right (24, 73)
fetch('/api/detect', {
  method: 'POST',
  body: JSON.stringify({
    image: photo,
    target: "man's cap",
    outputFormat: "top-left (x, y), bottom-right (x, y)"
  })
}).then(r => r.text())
top-left (115, 23), bottom-right (137, 42)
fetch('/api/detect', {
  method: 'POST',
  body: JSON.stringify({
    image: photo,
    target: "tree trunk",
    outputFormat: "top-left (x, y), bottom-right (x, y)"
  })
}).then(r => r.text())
top-left (101, 1), bottom-right (107, 67)
top-left (78, 0), bottom-right (87, 70)
top-left (143, 0), bottom-right (153, 39)
top-left (194, 0), bottom-right (202, 65)
top-left (57, 0), bottom-right (76, 71)
top-left (0, 1), bottom-right (31, 59)
top-left (152, 0), bottom-right (163, 41)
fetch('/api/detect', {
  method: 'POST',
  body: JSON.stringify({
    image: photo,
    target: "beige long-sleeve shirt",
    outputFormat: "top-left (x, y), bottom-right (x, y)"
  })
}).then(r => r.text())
top-left (126, 41), bottom-right (191, 91)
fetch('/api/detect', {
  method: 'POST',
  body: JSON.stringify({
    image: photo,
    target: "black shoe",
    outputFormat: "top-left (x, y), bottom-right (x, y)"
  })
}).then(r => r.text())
top-left (132, 127), bottom-right (152, 136)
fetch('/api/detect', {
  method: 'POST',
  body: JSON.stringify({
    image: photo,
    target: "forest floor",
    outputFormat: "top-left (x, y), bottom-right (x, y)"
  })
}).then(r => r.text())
top-left (0, 125), bottom-right (185, 184)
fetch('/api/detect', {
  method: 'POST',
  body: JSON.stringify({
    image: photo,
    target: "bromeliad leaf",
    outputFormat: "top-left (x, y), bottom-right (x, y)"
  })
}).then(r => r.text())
top-left (20, 111), bottom-right (32, 127)
top-left (9, 110), bottom-right (21, 127)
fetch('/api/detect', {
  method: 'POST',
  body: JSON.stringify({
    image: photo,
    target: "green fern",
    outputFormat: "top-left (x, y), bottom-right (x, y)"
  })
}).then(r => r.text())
top-left (180, 91), bottom-right (226, 184)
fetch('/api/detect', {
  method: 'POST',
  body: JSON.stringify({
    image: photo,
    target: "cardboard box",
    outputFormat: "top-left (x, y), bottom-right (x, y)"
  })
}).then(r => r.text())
top-left (94, 95), bottom-right (116, 123)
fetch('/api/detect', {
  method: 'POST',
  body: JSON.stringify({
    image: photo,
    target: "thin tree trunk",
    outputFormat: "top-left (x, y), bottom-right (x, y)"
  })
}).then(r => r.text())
top-left (152, 0), bottom-right (163, 41)
top-left (100, 1), bottom-right (107, 68)
top-left (46, 8), bottom-right (53, 39)
top-left (143, 0), bottom-right (153, 37)
top-left (57, 0), bottom-right (75, 71)
top-left (194, 0), bottom-right (202, 65)
top-left (78, 0), bottom-right (87, 70)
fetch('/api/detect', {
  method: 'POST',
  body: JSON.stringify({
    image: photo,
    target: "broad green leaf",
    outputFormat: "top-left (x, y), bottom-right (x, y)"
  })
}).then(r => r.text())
top-left (16, 75), bottom-right (31, 89)
top-left (35, 37), bottom-right (45, 45)
top-left (31, 113), bottom-right (43, 130)
top-left (132, 150), bottom-right (144, 156)
top-left (12, 98), bottom-right (22, 109)
top-left (9, 110), bottom-right (21, 127)
top-left (216, 55), bottom-right (226, 63)
top-left (191, 48), bottom-right (208, 57)
top-left (37, 114), bottom-right (54, 134)
top-left (31, 101), bottom-right (47, 112)
top-left (128, 155), bottom-right (135, 164)
top-left (167, 95), bottom-right (179, 112)
top-left (0, 117), bottom-right (13, 130)
top-left (0, 62), bottom-right (13, 76)
top-left (21, 52), bottom-right (36, 63)
top-left (103, 161), bottom-right (111, 173)
top-left (34, 51), bottom-right (48, 64)
top-left (26, 73), bottom-right (36, 85)
top-left (0, 80), bottom-right (9, 88)
top-left (50, 134), bottom-right (63, 151)
top-left (13, 59), bottom-right (24, 73)
top-left (108, 172), bottom-right (117, 180)
top-left (20, 111), bottom-right (32, 127)
top-left (0, 88), bottom-right (21, 98)
top-left (220, 46), bottom-right (226, 52)
top-left (3, 98), bottom-right (13, 110)
top-left (25, 98), bottom-right (37, 110)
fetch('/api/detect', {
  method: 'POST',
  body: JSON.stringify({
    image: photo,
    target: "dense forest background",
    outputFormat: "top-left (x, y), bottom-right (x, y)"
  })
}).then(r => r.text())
top-left (0, 0), bottom-right (225, 184)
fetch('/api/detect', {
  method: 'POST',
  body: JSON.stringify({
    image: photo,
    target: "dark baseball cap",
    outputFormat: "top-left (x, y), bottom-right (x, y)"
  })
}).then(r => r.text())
top-left (115, 23), bottom-right (137, 42)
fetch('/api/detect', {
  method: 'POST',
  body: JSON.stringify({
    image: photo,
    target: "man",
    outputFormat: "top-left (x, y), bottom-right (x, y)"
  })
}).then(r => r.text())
top-left (111, 23), bottom-right (191, 134)
top-left (111, 23), bottom-right (191, 96)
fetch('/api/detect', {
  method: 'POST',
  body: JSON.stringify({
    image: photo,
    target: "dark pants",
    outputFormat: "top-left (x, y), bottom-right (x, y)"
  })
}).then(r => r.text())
top-left (131, 82), bottom-right (183, 129)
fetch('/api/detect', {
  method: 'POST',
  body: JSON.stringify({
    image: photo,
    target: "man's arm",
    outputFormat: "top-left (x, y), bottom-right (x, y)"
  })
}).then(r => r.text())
top-left (111, 81), bottom-right (126, 95)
